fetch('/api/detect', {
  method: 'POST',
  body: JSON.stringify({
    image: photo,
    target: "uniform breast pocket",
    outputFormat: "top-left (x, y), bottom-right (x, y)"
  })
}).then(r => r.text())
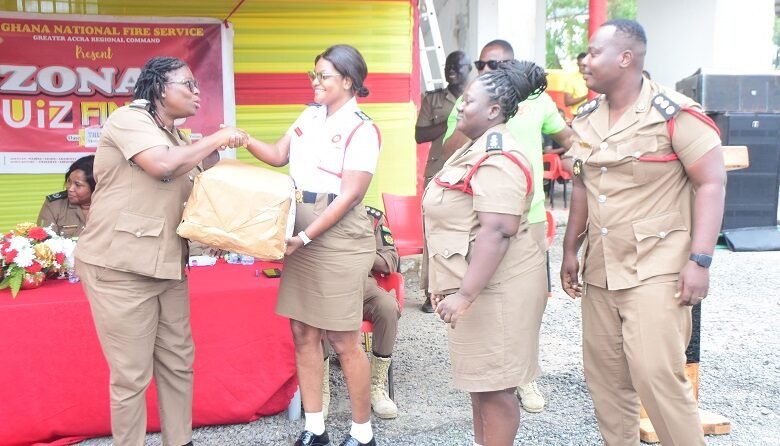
top-left (317, 144), bottom-right (346, 176)
top-left (615, 136), bottom-right (673, 185)
top-left (632, 210), bottom-right (690, 280)
top-left (105, 211), bottom-right (165, 276)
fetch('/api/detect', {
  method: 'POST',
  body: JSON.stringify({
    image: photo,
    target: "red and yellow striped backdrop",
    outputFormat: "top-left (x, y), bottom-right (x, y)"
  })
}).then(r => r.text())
top-left (0, 0), bottom-right (419, 229)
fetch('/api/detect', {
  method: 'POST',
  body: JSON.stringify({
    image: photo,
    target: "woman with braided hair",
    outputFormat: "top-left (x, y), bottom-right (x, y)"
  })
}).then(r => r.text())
top-left (75, 56), bottom-right (246, 446)
top-left (422, 59), bottom-right (549, 446)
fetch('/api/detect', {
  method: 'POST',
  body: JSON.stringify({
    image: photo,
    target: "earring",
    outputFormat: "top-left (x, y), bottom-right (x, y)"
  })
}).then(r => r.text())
top-left (162, 93), bottom-right (166, 98)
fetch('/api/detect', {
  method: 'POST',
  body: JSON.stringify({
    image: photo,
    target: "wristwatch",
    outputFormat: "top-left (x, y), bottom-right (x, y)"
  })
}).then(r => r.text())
top-left (689, 253), bottom-right (712, 268)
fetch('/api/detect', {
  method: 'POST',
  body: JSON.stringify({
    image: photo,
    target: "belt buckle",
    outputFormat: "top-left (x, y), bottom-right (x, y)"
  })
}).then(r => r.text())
top-left (295, 190), bottom-right (303, 203)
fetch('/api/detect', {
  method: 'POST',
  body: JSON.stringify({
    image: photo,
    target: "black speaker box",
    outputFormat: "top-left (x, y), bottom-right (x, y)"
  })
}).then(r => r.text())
top-left (676, 72), bottom-right (780, 113)
top-left (712, 113), bottom-right (780, 230)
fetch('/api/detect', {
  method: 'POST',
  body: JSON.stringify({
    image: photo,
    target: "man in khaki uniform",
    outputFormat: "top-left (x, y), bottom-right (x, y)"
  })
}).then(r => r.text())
top-left (323, 206), bottom-right (401, 420)
top-left (561, 20), bottom-right (725, 445)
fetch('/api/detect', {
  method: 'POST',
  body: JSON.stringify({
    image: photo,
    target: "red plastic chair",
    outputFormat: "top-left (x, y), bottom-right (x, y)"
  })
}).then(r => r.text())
top-left (361, 271), bottom-right (405, 399)
top-left (542, 154), bottom-right (562, 209)
top-left (545, 210), bottom-right (557, 297)
top-left (381, 193), bottom-right (424, 256)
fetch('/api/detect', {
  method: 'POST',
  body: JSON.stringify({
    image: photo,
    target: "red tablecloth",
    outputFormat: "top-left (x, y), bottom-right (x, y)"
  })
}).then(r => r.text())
top-left (0, 262), bottom-right (296, 446)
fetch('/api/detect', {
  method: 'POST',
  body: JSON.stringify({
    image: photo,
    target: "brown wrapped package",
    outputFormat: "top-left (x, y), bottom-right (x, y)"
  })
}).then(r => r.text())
top-left (177, 158), bottom-right (296, 260)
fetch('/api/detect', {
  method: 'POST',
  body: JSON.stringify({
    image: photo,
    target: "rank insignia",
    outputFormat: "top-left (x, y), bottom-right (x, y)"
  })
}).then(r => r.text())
top-left (573, 159), bottom-right (583, 177)
top-left (381, 226), bottom-right (394, 246)
top-left (486, 132), bottom-right (503, 151)
top-left (355, 111), bottom-right (372, 121)
top-left (46, 190), bottom-right (67, 201)
top-left (331, 134), bottom-right (342, 143)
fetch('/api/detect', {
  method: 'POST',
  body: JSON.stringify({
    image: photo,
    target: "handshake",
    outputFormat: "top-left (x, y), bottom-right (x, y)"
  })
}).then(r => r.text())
top-left (216, 124), bottom-right (250, 150)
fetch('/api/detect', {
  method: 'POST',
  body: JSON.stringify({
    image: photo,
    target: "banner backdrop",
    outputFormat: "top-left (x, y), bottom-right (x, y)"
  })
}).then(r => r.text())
top-left (0, 13), bottom-right (234, 173)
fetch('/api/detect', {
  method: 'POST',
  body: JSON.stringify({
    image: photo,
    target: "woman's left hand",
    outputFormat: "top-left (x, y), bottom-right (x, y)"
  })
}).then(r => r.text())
top-left (435, 292), bottom-right (472, 328)
top-left (285, 236), bottom-right (304, 256)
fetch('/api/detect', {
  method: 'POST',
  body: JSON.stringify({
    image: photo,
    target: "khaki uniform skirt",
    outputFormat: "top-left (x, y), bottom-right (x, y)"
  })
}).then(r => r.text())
top-left (276, 193), bottom-right (375, 331)
top-left (448, 263), bottom-right (548, 392)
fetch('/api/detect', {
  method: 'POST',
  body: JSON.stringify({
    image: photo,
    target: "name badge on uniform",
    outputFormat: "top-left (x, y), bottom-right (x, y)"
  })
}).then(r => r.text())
top-left (573, 159), bottom-right (583, 177)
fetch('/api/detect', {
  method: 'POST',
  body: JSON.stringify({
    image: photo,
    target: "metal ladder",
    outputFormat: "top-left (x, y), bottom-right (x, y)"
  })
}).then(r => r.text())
top-left (418, 0), bottom-right (447, 92)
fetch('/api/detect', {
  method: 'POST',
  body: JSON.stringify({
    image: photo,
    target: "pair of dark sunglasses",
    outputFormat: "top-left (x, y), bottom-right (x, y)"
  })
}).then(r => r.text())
top-left (474, 59), bottom-right (509, 71)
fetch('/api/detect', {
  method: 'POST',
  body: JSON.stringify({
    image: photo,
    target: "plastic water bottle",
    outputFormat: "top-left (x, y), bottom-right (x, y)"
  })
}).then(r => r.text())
top-left (67, 267), bottom-right (80, 284)
top-left (240, 254), bottom-right (255, 266)
top-left (288, 386), bottom-right (302, 420)
top-left (226, 252), bottom-right (240, 264)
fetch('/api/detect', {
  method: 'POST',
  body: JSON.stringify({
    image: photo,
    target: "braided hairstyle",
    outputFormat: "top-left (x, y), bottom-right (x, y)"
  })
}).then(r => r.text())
top-left (478, 59), bottom-right (548, 122)
top-left (133, 56), bottom-right (187, 115)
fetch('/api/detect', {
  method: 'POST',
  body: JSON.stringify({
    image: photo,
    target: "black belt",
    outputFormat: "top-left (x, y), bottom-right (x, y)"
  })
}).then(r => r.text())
top-left (301, 191), bottom-right (337, 204)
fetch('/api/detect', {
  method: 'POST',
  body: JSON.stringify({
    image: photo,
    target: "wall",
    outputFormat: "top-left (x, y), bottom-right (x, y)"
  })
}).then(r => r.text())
top-left (638, 0), bottom-right (775, 87)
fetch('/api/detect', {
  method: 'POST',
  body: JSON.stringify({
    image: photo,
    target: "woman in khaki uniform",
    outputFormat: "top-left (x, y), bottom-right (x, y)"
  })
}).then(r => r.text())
top-left (36, 155), bottom-right (95, 238)
top-left (243, 45), bottom-right (379, 446)
top-left (423, 60), bottom-right (548, 446)
top-left (74, 56), bottom-right (246, 446)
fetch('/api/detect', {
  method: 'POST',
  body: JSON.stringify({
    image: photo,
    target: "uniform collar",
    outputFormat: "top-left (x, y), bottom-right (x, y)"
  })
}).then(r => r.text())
top-left (590, 78), bottom-right (653, 140)
top-left (325, 96), bottom-right (359, 122)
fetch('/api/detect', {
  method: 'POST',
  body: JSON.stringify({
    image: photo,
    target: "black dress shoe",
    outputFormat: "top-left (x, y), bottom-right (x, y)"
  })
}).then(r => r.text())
top-left (181, 442), bottom-right (193, 446)
top-left (420, 296), bottom-right (434, 313)
top-left (338, 435), bottom-right (376, 446)
top-left (295, 430), bottom-right (330, 446)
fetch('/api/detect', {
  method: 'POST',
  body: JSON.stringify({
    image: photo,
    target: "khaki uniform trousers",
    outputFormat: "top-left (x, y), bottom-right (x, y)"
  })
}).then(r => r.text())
top-left (77, 259), bottom-right (194, 446)
top-left (363, 283), bottom-right (401, 357)
top-left (582, 282), bottom-right (704, 446)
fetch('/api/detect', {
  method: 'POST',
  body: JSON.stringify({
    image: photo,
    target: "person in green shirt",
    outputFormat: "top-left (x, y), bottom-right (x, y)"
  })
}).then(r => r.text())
top-left (441, 39), bottom-right (574, 414)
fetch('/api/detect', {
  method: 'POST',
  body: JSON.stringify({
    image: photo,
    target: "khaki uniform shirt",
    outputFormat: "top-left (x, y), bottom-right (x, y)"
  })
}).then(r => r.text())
top-left (422, 124), bottom-right (544, 295)
top-left (75, 105), bottom-right (198, 280)
top-left (417, 88), bottom-right (458, 181)
top-left (567, 80), bottom-right (722, 290)
top-left (365, 208), bottom-right (400, 295)
top-left (37, 192), bottom-right (86, 238)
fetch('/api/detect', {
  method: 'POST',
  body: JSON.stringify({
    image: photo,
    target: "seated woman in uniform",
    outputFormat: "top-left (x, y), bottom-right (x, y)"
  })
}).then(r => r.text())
top-left (423, 60), bottom-right (549, 446)
top-left (37, 155), bottom-right (95, 238)
top-left (242, 44), bottom-right (380, 446)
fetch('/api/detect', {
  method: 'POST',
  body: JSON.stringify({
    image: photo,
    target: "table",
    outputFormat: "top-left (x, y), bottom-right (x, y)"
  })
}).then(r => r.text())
top-left (0, 261), bottom-right (296, 446)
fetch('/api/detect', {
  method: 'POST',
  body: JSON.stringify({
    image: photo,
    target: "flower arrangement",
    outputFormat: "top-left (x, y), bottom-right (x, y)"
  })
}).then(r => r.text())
top-left (0, 222), bottom-right (76, 297)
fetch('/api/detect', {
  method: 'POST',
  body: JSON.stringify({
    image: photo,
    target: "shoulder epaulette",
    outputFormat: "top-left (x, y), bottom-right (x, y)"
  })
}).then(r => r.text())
top-left (486, 132), bottom-right (503, 151)
top-left (129, 99), bottom-right (150, 110)
top-left (306, 102), bottom-right (322, 107)
top-left (651, 93), bottom-right (681, 121)
top-left (355, 110), bottom-right (372, 121)
top-left (365, 205), bottom-right (383, 221)
top-left (46, 190), bottom-right (67, 202)
top-left (576, 97), bottom-right (601, 118)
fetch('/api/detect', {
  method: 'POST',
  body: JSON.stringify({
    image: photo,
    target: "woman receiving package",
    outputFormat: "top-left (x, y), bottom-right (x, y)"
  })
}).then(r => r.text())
top-left (423, 59), bottom-right (549, 446)
top-left (243, 44), bottom-right (380, 446)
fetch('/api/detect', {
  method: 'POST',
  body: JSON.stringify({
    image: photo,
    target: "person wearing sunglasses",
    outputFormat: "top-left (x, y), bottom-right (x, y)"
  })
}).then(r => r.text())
top-left (242, 44), bottom-right (380, 446)
top-left (414, 49), bottom-right (471, 313)
top-left (439, 40), bottom-right (574, 415)
top-left (74, 56), bottom-right (247, 446)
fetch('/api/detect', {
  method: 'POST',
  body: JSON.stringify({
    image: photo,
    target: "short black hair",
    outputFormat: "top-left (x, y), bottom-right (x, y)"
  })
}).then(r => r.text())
top-left (482, 39), bottom-right (514, 58)
top-left (576, 52), bottom-right (587, 61)
top-left (316, 44), bottom-right (370, 97)
top-left (133, 56), bottom-right (187, 116)
top-left (479, 59), bottom-right (548, 122)
top-left (601, 19), bottom-right (647, 46)
top-left (66, 155), bottom-right (96, 192)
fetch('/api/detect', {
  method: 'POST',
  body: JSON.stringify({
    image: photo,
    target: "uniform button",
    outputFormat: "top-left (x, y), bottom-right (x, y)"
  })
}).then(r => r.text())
top-left (600, 166), bottom-right (608, 173)
top-left (600, 227), bottom-right (609, 236)
top-left (598, 194), bottom-right (607, 203)
top-left (599, 142), bottom-right (608, 150)
top-left (135, 231), bottom-right (142, 237)
top-left (188, 175), bottom-right (194, 181)
top-left (443, 249), bottom-right (449, 256)
top-left (183, 202), bottom-right (187, 207)
top-left (659, 231), bottom-right (667, 238)
top-left (634, 151), bottom-right (641, 158)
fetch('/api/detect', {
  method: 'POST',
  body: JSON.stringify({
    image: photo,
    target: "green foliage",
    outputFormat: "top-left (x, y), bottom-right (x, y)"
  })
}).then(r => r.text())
top-left (0, 266), bottom-right (24, 298)
top-left (546, 0), bottom-right (636, 69)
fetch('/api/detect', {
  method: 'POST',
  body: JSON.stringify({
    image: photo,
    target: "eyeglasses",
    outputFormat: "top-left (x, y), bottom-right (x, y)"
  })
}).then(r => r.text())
top-left (474, 60), bottom-right (509, 71)
top-left (307, 70), bottom-right (342, 83)
top-left (166, 79), bottom-right (199, 93)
